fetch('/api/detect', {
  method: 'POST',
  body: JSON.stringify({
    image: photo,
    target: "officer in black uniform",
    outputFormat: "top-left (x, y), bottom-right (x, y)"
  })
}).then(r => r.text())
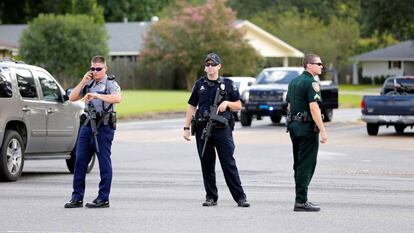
top-left (65, 55), bottom-right (121, 208)
top-left (286, 53), bottom-right (327, 212)
top-left (183, 53), bottom-right (250, 207)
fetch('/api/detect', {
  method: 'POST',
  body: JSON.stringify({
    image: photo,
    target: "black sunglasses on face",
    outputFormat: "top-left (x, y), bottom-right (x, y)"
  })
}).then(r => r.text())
top-left (90, 67), bottom-right (104, 72)
top-left (205, 63), bottom-right (219, 67)
top-left (310, 63), bottom-right (323, 66)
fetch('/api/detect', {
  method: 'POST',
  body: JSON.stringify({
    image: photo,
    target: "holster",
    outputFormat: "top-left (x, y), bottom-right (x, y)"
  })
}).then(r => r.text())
top-left (109, 111), bottom-right (117, 130)
top-left (190, 116), bottom-right (196, 136)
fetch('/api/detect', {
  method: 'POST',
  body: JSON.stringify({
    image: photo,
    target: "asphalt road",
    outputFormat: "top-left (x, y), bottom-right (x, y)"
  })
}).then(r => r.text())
top-left (0, 109), bottom-right (413, 233)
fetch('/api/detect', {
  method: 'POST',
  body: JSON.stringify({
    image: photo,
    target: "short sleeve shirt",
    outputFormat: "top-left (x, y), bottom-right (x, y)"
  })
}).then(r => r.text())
top-left (188, 76), bottom-right (240, 115)
top-left (286, 71), bottom-right (322, 114)
top-left (82, 75), bottom-right (121, 112)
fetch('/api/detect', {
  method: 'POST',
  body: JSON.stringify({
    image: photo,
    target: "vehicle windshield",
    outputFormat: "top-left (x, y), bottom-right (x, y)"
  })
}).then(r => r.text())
top-left (256, 70), bottom-right (300, 84)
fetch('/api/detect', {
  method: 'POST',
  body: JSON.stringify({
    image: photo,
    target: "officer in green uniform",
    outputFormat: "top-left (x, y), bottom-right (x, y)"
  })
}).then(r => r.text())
top-left (286, 54), bottom-right (328, 212)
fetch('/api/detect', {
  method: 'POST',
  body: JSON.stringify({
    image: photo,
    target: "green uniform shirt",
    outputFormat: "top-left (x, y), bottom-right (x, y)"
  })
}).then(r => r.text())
top-left (286, 71), bottom-right (322, 114)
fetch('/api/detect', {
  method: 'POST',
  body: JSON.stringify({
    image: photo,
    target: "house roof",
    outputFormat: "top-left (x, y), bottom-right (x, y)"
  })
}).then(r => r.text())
top-left (0, 20), bottom-right (303, 58)
top-left (353, 40), bottom-right (414, 61)
top-left (0, 24), bottom-right (27, 49)
top-left (234, 20), bottom-right (304, 58)
top-left (106, 22), bottom-right (150, 56)
top-left (0, 22), bottom-right (150, 56)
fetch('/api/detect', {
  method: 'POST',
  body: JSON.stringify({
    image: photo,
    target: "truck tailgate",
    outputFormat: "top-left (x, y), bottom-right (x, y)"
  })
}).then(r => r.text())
top-left (362, 95), bottom-right (414, 115)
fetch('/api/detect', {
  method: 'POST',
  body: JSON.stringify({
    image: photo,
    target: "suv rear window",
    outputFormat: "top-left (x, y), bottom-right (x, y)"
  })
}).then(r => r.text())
top-left (0, 74), bottom-right (12, 98)
top-left (16, 68), bottom-right (38, 99)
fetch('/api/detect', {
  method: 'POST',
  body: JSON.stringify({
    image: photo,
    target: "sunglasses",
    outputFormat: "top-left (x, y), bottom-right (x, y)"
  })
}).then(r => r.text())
top-left (205, 63), bottom-right (219, 67)
top-left (310, 63), bottom-right (323, 66)
top-left (90, 67), bottom-right (104, 72)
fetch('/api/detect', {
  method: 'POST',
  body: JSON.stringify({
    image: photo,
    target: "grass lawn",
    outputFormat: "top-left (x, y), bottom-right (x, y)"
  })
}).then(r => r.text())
top-left (115, 85), bottom-right (382, 118)
top-left (338, 84), bottom-right (381, 108)
top-left (116, 90), bottom-right (190, 118)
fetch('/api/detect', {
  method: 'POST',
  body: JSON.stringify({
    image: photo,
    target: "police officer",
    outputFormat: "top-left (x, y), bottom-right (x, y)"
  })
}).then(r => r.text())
top-left (183, 53), bottom-right (250, 207)
top-left (286, 53), bottom-right (327, 212)
top-left (65, 55), bottom-right (121, 208)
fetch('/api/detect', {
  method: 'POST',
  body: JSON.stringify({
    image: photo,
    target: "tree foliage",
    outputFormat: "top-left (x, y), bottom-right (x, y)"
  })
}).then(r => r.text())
top-left (19, 14), bottom-right (108, 87)
top-left (97, 0), bottom-right (169, 22)
top-left (140, 0), bottom-right (262, 90)
top-left (0, 0), bottom-right (104, 24)
top-left (361, 0), bottom-right (414, 40)
top-left (251, 8), bottom-right (359, 68)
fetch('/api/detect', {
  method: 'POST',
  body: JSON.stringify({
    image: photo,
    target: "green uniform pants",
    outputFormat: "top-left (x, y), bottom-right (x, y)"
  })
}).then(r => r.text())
top-left (289, 122), bottom-right (319, 203)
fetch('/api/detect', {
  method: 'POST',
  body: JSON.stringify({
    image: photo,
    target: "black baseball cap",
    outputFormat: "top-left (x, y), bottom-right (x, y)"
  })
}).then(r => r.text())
top-left (204, 53), bottom-right (221, 64)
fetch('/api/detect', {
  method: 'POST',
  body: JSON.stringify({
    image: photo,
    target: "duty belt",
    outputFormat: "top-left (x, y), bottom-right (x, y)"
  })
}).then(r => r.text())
top-left (287, 112), bottom-right (313, 122)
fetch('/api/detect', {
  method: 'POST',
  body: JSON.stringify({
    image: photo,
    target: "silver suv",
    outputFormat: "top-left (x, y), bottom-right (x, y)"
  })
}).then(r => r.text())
top-left (0, 60), bottom-right (95, 181)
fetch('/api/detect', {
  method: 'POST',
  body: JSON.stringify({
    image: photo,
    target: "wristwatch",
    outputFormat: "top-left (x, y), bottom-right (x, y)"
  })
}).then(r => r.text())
top-left (183, 127), bottom-right (190, 130)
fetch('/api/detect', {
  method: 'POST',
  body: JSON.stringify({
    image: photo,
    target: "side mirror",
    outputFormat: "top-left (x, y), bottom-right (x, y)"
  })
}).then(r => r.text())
top-left (64, 88), bottom-right (73, 101)
top-left (248, 81), bottom-right (253, 86)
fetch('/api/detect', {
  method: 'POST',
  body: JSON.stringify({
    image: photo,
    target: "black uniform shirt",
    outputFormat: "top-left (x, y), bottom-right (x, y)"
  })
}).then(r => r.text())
top-left (188, 76), bottom-right (240, 116)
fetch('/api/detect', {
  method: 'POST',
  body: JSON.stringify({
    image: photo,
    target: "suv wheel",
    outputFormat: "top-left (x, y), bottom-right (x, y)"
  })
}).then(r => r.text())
top-left (366, 123), bottom-right (379, 136)
top-left (394, 124), bottom-right (405, 134)
top-left (240, 111), bottom-right (252, 127)
top-left (322, 109), bottom-right (333, 122)
top-left (270, 115), bottom-right (282, 123)
top-left (66, 147), bottom-right (96, 174)
top-left (0, 130), bottom-right (25, 181)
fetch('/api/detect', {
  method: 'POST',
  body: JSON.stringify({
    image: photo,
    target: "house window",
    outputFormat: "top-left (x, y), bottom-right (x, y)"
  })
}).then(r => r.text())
top-left (388, 61), bottom-right (401, 69)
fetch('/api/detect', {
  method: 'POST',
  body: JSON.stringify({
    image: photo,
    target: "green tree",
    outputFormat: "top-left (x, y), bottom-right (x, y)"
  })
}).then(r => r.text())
top-left (251, 8), bottom-right (359, 68)
top-left (228, 0), bottom-right (360, 24)
top-left (361, 0), bottom-right (414, 40)
top-left (140, 0), bottom-right (262, 90)
top-left (19, 14), bottom-right (109, 87)
top-left (0, 0), bottom-right (103, 24)
top-left (98, 0), bottom-right (169, 22)
top-left (352, 32), bottom-right (399, 56)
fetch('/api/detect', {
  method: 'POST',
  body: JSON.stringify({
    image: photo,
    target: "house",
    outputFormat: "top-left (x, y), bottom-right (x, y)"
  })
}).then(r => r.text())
top-left (352, 40), bottom-right (414, 84)
top-left (234, 20), bottom-right (304, 66)
top-left (0, 20), bottom-right (303, 65)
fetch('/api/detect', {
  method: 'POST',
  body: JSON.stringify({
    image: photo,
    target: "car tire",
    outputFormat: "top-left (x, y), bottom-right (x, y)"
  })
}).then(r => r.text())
top-left (366, 123), bottom-right (379, 136)
top-left (270, 115), bottom-right (282, 124)
top-left (66, 148), bottom-right (96, 174)
top-left (240, 111), bottom-right (252, 127)
top-left (322, 109), bottom-right (333, 122)
top-left (394, 124), bottom-right (405, 134)
top-left (0, 130), bottom-right (25, 181)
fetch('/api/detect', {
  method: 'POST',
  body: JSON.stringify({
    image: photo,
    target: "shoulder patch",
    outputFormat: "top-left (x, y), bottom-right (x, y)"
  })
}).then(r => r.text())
top-left (314, 93), bottom-right (321, 100)
top-left (232, 83), bottom-right (238, 91)
top-left (312, 82), bottom-right (320, 92)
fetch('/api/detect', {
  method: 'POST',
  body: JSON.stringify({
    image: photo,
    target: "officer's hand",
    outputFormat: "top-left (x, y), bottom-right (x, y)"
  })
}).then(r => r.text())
top-left (83, 93), bottom-right (99, 102)
top-left (81, 71), bottom-right (93, 85)
top-left (320, 130), bottom-right (328, 144)
top-left (217, 101), bottom-right (229, 113)
top-left (183, 129), bottom-right (191, 141)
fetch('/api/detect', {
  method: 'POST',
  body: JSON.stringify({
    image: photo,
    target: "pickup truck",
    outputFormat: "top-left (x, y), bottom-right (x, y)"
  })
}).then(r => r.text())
top-left (240, 67), bottom-right (338, 126)
top-left (0, 59), bottom-right (94, 181)
top-left (361, 76), bottom-right (414, 135)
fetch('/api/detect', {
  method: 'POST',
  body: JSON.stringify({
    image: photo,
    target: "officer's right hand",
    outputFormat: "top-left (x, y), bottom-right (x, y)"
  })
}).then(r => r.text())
top-left (183, 129), bottom-right (191, 141)
top-left (320, 130), bottom-right (328, 144)
top-left (81, 71), bottom-right (93, 85)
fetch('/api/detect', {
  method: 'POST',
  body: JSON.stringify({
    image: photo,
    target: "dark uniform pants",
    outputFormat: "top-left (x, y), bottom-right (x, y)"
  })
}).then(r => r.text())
top-left (72, 125), bottom-right (115, 202)
top-left (195, 126), bottom-right (246, 202)
top-left (289, 122), bottom-right (319, 203)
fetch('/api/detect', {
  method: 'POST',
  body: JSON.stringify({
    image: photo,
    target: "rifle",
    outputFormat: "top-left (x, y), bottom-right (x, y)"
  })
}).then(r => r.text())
top-left (84, 102), bottom-right (100, 153)
top-left (200, 88), bottom-right (228, 158)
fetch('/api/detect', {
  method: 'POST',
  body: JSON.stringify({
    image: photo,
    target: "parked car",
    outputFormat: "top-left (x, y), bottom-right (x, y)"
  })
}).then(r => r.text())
top-left (226, 76), bottom-right (255, 121)
top-left (361, 76), bottom-right (414, 135)
top-left (0, 59), bottom-right (94, 181)
top-left (240, 67), bottom-right (338, 126)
